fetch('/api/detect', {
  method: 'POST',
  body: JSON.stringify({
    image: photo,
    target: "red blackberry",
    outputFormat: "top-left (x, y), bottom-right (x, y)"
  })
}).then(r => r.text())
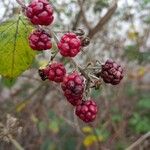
top-left (75, 100), bottom-right (98, 123)
top-left (58, 33), bottom-right (81, 57)
top-left (39, 62), bottom-right (66, 83)
top-left (29, 29), bottom-right (52, 51)
top-left (26, 0), bottom-right (54, 26)
top-left (61, 72), bottom-right (85, 106)
top-left (100, 59), bottom-right (124, 85)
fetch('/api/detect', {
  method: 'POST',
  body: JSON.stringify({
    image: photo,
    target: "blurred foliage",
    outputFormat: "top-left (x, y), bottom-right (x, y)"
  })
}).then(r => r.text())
top-left (0, 0), bottom-right (150, 149)
top-left (129, 94), bottom-right (150, 134)
top-left (94, 0), bottom-right (109, 12)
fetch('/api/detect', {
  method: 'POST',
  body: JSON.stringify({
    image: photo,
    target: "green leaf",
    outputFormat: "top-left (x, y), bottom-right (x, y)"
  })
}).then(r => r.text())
top-left (124, 45), bottom-right (141, 61)
top-left (0, 16), bottom-right (36, 78)
top-left (129, 113), bottom-right (150, 134)
top-left (64, 137), bottom-right (76, 150)
top-left (91, 89), bottom-right (101, 98)
top-left (138, 98), bottom-right (150, 109)
top-left (95, 128), bottom-right (110, 140)
top-left (41, 139), bottom-right (56, 150)
top-left (143, 0), bottom-right (150, 4)
top-left (48, 120), bottom-right (59, 134)
top-left (1, 77), bottom-right (16, 88)
top-left (38, 121), bottom-right (47, 134)
top-left (94, 0), bottom-right (109, 12)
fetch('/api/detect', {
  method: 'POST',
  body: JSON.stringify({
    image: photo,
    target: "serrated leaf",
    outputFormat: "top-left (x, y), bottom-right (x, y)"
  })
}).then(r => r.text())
top-left (0, 16), bottom-right (36, 78)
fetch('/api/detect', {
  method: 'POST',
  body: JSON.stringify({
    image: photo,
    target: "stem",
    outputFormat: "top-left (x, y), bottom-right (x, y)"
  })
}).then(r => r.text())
top-left (89, 74), bottom-right (100, 80)
top-left (50, 31), bottom-right (59, 61)
top-left (9, 135), bottom-right (24, 150)
top-left (70, 58), bottom-right (91, 81)
top-left (126, 132), bottom-right (150, 150)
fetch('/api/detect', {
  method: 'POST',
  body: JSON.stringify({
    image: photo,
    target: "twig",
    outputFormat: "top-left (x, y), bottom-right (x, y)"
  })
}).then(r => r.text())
top-left (126, 132), bottom-right (150, 150)
top-left (9, 135), bottom-right (24, 150)
top-left (77, 0), bottom-right (91, 30)
top-left (88, 1), bottom-right (118, 38)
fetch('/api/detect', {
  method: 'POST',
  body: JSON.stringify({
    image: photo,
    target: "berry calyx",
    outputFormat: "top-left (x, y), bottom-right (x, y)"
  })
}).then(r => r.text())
top-left (61, 72), bottom-right (85, 106)
top-left (39, 62), bottom-right (66, 82)
top-left (26, 0), bottom-right (54, 26)
top-left (29, 29), bottom-right (52, 51)
top-left (75, 100), bottom-right (98, 123)
top-left (58, 33), bottom-right (81, 57)
top-left (100, 59), bottom-right (124, 85)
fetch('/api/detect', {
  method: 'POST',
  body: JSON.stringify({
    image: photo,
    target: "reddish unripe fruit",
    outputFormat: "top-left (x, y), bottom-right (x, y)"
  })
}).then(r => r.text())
top-left (29, 30), bottom-right (52, 51)
top-left (58, 33), bottom-right (81, 57)
top-left (61, 72), bottom-right (85, 106)
top-left (26, 0), bottom-right (54, 26)
top-left (100, 59), bottom-right (124, 85)
top-left (75, 100), bottom-right (98, 123)
top-left (39, 62), bottom-right (66, 82)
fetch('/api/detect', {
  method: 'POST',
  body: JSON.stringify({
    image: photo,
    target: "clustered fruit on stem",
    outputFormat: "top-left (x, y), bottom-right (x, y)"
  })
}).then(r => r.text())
top-left (17, 0), bottom-right (124, 123)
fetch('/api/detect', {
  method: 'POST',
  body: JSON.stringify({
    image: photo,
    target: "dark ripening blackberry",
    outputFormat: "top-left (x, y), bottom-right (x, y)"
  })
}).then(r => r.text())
top-left (75, 100), bottom-right (98, 123)
top-left (29, 29), bottom-right (52, 51)
top-left (38, 62), bottom-right (66, 83)
top-left (38, 69), bottom-right (48, 81)
top-left (58, 33), bottom-right (81, 57)
top-left (61, 72), bottom-right (85, 106)
top-left (100, 59), bottom-right (124, 85)
top-left (26, 0), bottom-right (54, 26)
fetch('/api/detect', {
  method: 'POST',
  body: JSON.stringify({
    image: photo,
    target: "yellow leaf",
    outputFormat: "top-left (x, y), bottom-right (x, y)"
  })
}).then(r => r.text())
top-left (83, 135), bottom-right (104, 147)
top-left (138, 67), bottom-right (145, 77)
top-left (82, 126), bottom-right (93, 133)
top-left (127, 30), bottom-right (138, 41)
top-left (31, 114), bottom-right (39, 123)
top-left (16, 100), bottom-right (29, 112)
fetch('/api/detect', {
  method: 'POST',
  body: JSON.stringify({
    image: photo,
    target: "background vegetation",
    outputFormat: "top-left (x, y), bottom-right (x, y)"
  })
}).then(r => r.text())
top-left (0, 0), bottom-right (150, 149)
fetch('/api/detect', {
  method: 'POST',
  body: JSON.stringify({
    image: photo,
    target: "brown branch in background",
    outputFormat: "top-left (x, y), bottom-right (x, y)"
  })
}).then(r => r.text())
top-left (126, 132), bottom-right (150, 150)
top-left (72, 10), bottom-right (82, 30)
top-left (88, 1), bottom-right (118, 39)
top-left (77, 0), bottom-right (91, 30)
top-left (72, 0), bottom-right (86, 30)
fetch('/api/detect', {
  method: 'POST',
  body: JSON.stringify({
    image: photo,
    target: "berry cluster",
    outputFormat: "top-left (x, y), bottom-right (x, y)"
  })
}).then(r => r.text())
top-left (19, 0), bottom-right (124, 123)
